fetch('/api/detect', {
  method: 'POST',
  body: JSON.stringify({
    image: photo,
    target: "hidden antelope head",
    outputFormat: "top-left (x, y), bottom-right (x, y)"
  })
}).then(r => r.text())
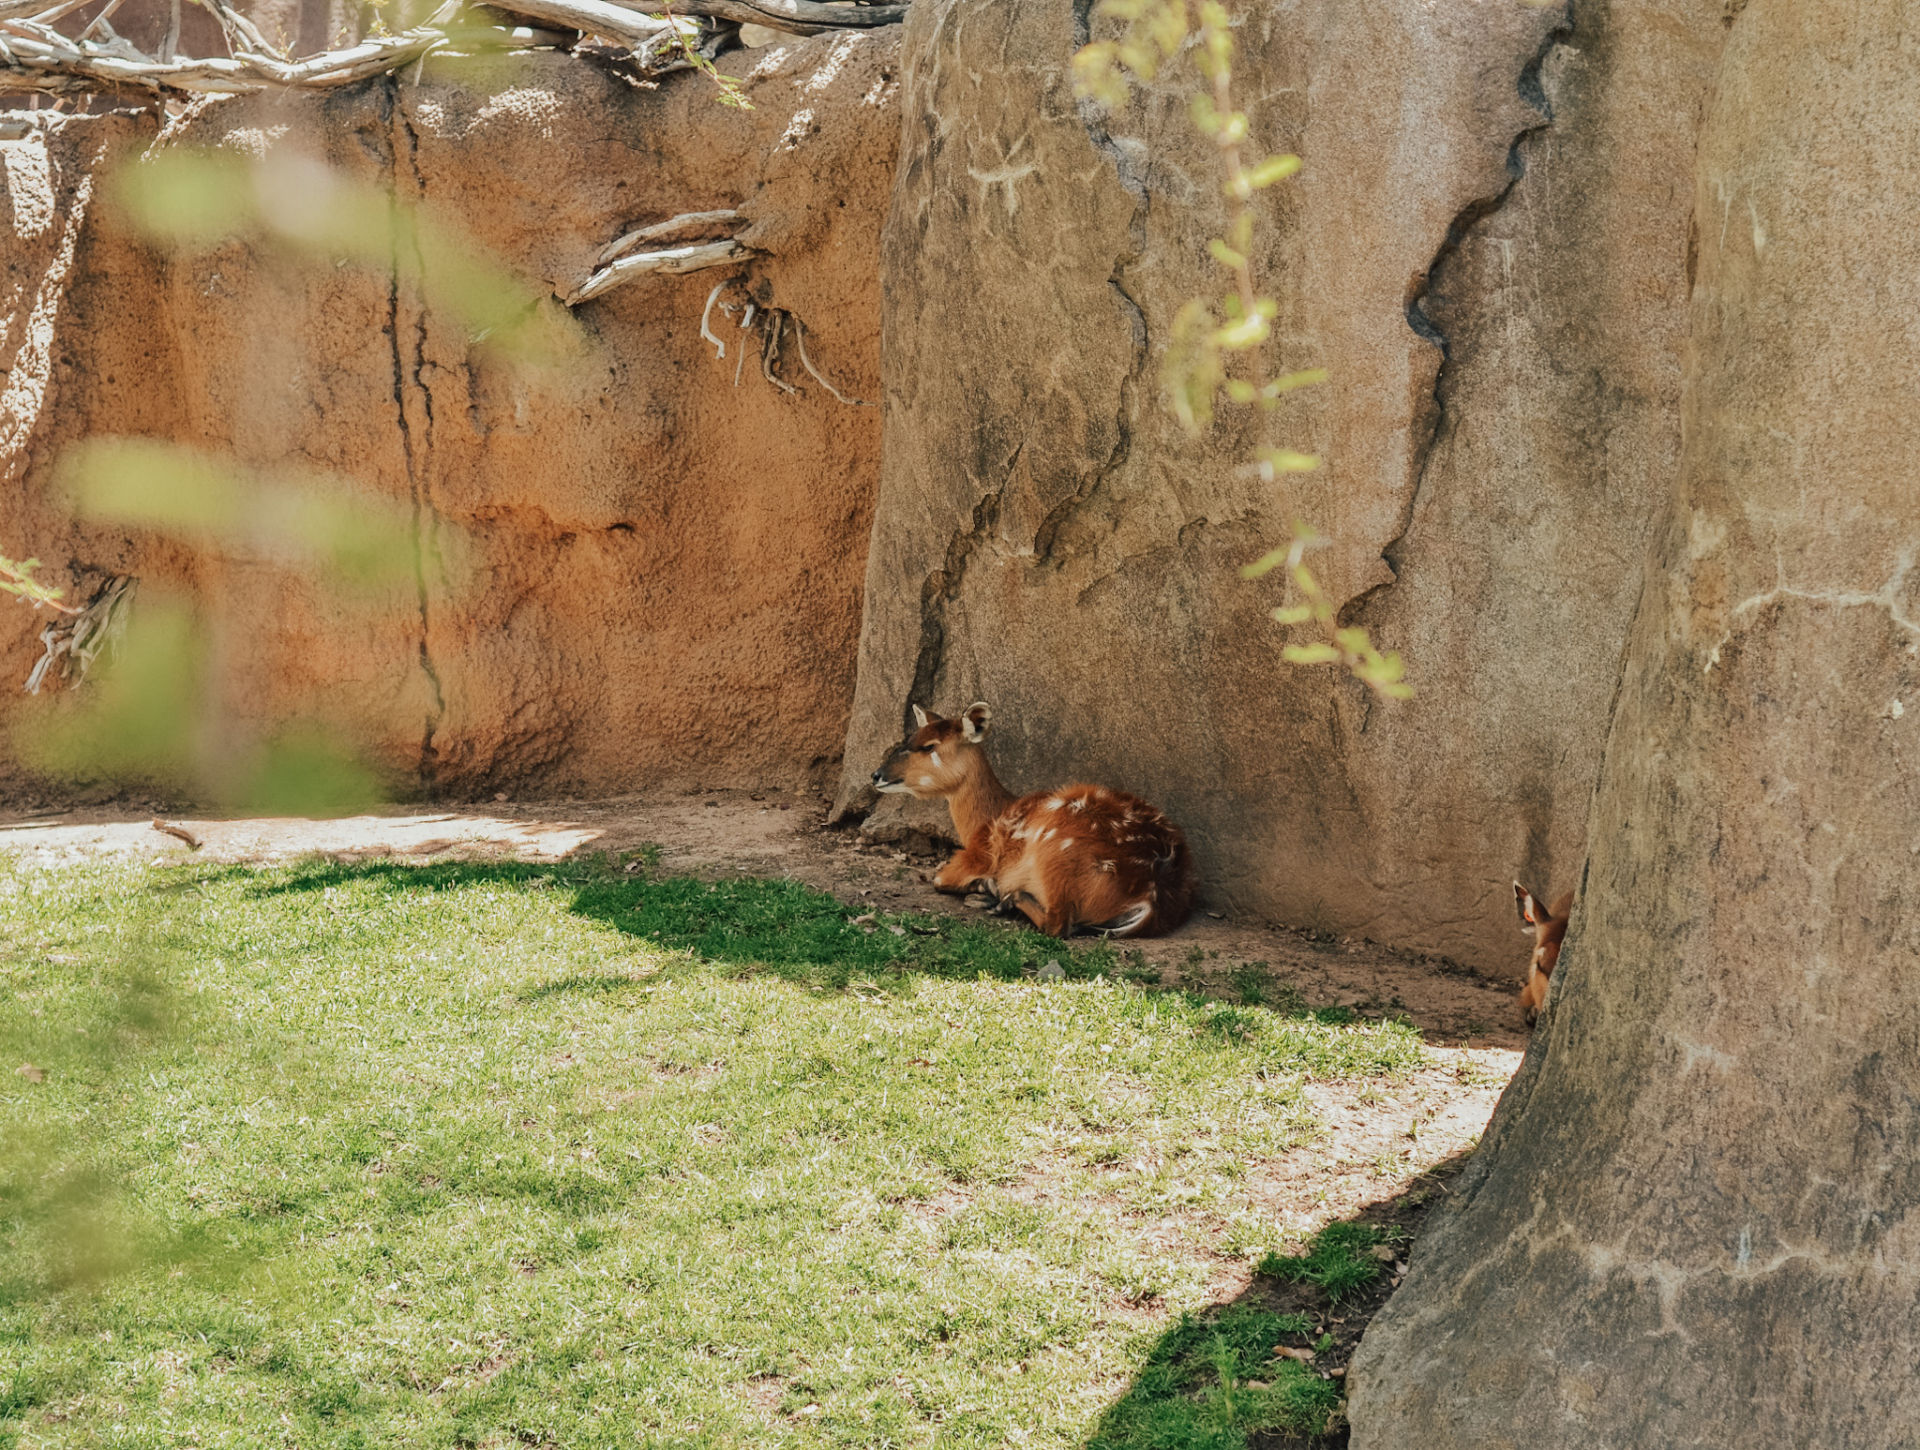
top-left (870, 702), bottom-right (992, 800)
top-left (1514, 881), bottom-right (1573, 1025)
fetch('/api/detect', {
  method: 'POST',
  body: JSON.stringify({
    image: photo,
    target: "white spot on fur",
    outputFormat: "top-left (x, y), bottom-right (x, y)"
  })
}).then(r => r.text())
top-left (918, 775), bottom-right (934, 787)
top-left (1041, 828), bottom-right (1055, 842)
top-left (1068, 797), bottom-right (1087, 812)
top-left (930, 749), bottom-right (942, 767)
top-left (1045, 797), bottom-right (1065, 810)
top-left (1059, 838), bottom-right (1074, 852)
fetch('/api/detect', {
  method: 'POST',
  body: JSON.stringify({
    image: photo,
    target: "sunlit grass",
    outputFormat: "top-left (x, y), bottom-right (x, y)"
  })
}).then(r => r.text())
top-left (0, 857), bottom-right (1424, 1448)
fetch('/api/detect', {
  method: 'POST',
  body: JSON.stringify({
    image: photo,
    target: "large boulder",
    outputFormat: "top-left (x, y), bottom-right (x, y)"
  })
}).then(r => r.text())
top-left (1349, 1), bottom-right (1920, 1440)
top-left (835, 0), bottom-right (1722, 974)
top-left (0, 33), bottom-right (897, 799)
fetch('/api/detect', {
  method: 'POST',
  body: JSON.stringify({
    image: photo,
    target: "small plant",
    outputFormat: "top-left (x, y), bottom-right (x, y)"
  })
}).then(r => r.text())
top-left (0, 554), bottom-right (78, 614)
top-left (1256, 1220), bottom-right (1407, 1302)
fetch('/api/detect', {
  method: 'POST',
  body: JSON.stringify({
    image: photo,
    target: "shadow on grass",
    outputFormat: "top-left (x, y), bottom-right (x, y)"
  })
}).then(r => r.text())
top-left (237, 855), bottom-right (1398, 1018)
top-left (1083, 1149), bottom-right (1475, 1450)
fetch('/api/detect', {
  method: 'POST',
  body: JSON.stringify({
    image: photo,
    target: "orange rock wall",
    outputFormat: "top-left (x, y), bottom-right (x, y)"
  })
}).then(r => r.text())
top-left (0, 33), bottom-right (898, 799)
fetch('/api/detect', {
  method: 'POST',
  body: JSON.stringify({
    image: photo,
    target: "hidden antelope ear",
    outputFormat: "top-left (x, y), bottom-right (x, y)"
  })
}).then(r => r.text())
top-left (1514, 881), bottom-right (1543, 931)
top-left (911, 703), bottom-right (929, 730)
top-left (961, 702), bottom-right (991, 742)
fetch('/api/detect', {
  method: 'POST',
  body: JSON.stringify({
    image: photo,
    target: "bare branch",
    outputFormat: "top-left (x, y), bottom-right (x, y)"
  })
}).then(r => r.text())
top-left (484, 0), bottom-right (682, 47)
top-left (641, 0), bottom-right (908, 36)
top-left (599, 209), bottom-right (744, 265)
top-left (151, 818), bottom-right (202, 849)
top-left (568, 238), bottom-right (753, 304)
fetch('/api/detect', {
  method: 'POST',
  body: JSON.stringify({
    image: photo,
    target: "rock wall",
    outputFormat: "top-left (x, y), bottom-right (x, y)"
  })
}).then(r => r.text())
top-left (1350, 0), bottom-right (1920, 1439)
top-left (0, 31), bottom-right (898, 800)
top-left (835, 0), bottom-right (1724, 974)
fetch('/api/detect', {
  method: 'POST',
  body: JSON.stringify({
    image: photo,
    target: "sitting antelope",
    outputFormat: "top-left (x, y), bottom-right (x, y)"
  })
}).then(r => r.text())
top-left (870, 702), bottom-right (1195, 938)
top-left (1514, 881), bottom-right (1573, 1024)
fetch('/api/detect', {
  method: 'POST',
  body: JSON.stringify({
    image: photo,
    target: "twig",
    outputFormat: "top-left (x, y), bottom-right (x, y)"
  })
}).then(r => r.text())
top-left (30, 0), bottom-right (104, 28)
top-left (80, 0), bottom-right (127, 42)
top-left (151, 818), bottom-right (202, 849)
top-left (598, 208), bottom-right (744, 265)
top-left (568, 238), bottom-right (753, 304)
top-left (790, 314), bottom-right (872, 407)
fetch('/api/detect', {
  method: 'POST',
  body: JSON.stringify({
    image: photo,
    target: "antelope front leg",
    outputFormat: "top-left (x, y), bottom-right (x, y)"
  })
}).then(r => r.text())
top-left (933, 847), bottom-right (996, 896)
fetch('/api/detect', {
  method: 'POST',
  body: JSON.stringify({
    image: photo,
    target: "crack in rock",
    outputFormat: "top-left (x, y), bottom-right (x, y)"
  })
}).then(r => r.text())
top-left (1363, 5), bottom-right (1575, 605)
top-left (382, 78), bottom-right (446, 790)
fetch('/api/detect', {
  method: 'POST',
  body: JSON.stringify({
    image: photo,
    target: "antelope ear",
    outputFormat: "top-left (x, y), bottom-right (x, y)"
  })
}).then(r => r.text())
top-left (911, 704), bottom-right (929, 730)
top-left (961, 701), bottom-right (991, 742)
top-left (1514, 881), bottom-right (1543, 930)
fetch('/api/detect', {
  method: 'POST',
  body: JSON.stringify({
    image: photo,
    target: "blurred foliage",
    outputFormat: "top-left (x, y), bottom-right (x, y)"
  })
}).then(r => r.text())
top-left (112, 148), bottom-right (575, 363)
top-left (1075, 0), bottom-right (1412, 700)
top-left (0, 557), bottom-right (76, 615)
top-left (60, 438), bottom-right (418, 591)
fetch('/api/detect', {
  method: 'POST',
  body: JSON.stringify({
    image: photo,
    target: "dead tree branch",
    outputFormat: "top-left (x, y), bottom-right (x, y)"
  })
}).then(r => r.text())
top-left (659, 1), bottom-right (907, 35)
top-left (569, 238), bottom-right (754, 303)
top-left (0, 0), bottom-right (909, 99)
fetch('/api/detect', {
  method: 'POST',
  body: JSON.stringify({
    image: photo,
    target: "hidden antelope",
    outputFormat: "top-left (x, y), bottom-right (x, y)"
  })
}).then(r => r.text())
top-left (870, 702), bottom-right (1195, 938)
top-left (1514, 881), bottom-right (1572, 1024)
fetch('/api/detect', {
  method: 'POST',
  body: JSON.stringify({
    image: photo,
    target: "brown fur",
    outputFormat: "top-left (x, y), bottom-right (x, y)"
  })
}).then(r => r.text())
top-left (870, 703), bottom-right (1195, 938)
top-left (1514, 881), bottom-right (1573, 1025)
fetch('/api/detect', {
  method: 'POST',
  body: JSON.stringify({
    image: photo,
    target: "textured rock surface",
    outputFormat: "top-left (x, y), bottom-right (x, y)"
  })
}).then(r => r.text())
top-left (1350, 1), bottom-right (1920, 1441)
top-left (0, 33), bottom-right (897, 799)
top-left (835, 0), bottom-right (1719, 974)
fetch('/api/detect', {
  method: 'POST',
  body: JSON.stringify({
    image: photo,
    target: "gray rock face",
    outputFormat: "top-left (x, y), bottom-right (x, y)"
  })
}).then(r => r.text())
top-left (1349, 1), bottom-right (1920, 1441)
top-left (836, 0), bottom-right (1721, 974)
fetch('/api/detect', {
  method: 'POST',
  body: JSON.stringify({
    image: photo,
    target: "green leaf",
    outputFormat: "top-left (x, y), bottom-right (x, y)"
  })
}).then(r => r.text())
top-left (1213, 315), bottom-right (1270, 350)
top-left (1282, 643), bottom-right (1340, 665)
top-left (1208, 238), bottom-right (1248, 270)
top-left (1257, 447), bottom-right (1320, 473)
top-left (1241, 547), bottom-right (1290, 580)
top-left (1224, 379), bottom-right (1257, 403)
top-left (1334, 627), bottom-right (1373, 654)
top-left (1247, 154), bottom-right (1303, 188)
top-left (1266, 367), bottom-right (1330, 396)
top-left (1271, 604), bottom-right (1313, 625)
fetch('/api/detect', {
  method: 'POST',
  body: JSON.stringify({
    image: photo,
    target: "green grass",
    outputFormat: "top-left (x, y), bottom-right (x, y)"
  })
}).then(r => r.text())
top-left (0, 856), bottom-right (1425, 1448)
top-left (1085, 1302), bottom-right (1341, 1449)
top-left (1256, 1221), bottom-right (1405, 1304)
